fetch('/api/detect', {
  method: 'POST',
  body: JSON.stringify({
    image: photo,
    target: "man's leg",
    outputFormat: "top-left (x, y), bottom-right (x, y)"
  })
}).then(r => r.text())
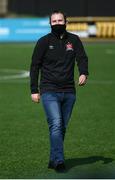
top-left (61, 93), bottom-right (76, 140)
top-left (41, 92), bottom-right (64, 165)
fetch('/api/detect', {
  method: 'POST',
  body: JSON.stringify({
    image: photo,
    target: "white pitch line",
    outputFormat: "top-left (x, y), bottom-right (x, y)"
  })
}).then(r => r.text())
top-left (106, 49), bottom-right (115, 55)
top-left (0, 69), bottom-right (115, 85)
top-left (0, 69), bottom-right (29, 80)
top-left (88, 80), bottom-right (115, 84)
top-left (75, 80), bottom-right (115, 85)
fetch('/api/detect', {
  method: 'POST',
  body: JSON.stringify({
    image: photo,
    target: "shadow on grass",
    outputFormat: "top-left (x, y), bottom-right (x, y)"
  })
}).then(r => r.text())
top-left (65, 156), bottom-right (113, 171)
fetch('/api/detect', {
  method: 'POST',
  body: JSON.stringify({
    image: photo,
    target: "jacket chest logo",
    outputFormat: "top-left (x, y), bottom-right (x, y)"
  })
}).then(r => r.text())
top-left (49, 45), bottom-right (54, 50)
top-left (66, 42), bottom-right (73, 51)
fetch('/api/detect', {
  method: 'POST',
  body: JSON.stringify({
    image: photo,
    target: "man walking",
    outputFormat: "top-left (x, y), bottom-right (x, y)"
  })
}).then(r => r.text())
top-left (30, 10), bottom-right (89, 171)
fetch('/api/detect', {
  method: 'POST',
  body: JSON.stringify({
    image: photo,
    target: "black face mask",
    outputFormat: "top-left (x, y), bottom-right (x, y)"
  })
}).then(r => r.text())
top-left (51, 24), bottom-right (66, 36)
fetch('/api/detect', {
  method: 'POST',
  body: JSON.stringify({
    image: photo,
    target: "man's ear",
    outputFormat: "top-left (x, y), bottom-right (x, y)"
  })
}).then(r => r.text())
top-left (65, 20), bottom-right (68, 25)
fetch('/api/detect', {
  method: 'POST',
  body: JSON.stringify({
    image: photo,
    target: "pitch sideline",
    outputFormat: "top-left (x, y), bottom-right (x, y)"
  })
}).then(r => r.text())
top-left (0, 68), bottom-right (115, 84)
top-left (0, 68), bottom-right (29, 80)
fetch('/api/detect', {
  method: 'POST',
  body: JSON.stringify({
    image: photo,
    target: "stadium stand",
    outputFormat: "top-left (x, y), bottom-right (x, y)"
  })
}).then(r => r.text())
top-left (67, 17), bottom-right (115, 38)
top-left (0, 0), bottom-right (8, 17)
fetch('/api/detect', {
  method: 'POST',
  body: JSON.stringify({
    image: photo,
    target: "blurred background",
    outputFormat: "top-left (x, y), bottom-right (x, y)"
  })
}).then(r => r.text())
top-left (0, 0), bottom-right (115, 42)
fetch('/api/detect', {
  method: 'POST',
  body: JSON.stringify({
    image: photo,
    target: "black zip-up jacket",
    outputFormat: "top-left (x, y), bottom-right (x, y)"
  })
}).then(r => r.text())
top-left (30, 31), bottom-right (89, 94)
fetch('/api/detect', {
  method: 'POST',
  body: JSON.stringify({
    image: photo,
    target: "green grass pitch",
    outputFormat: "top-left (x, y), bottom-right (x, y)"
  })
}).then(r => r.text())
top-left (0, 42), bottom-right (115, 178)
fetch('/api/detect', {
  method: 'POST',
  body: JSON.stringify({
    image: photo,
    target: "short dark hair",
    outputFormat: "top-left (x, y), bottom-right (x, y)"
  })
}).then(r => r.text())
top-left (49, 10), bottom-right (67, 24)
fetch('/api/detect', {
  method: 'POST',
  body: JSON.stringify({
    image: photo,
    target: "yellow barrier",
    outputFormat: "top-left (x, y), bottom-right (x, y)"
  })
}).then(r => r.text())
top-left (96, 22), bottom-right (115, 37)
top-left (113, 23), bottom-right (115, 37)
top-left (66, 17), bottom-right (115, 38)
top-left (66, 23), bottom-right (88, 31)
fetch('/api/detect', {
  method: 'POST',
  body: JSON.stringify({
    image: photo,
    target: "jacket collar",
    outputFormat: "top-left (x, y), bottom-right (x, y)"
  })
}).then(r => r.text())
top-left (51, 30), bottom-right (68, 39)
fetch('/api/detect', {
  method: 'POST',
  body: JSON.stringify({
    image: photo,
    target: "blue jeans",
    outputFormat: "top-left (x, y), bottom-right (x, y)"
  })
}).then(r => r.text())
top-left (41, 92), bottom-right (76, 164)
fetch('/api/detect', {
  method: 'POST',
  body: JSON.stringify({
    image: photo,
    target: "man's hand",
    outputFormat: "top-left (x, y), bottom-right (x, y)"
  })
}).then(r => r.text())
top-left (78, 74), bottom-right (87, 86)
top-left (31, 93), bottom-right (40, 103)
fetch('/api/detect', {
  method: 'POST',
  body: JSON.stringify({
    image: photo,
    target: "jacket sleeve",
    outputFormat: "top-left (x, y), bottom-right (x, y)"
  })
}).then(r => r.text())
top-left (75, 36), bottom-right (89, 76)
top-left (30, 37), bottom-right (47, 94)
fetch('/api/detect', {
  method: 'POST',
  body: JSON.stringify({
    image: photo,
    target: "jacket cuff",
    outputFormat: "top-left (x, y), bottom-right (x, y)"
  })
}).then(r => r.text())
top-left (31, 88), bottom-right (39, 94)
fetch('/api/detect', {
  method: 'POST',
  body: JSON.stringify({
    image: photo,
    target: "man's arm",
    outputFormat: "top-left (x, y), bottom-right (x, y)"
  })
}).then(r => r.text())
top-left (30, 37), bottom-right (47, 102)
top-left (75, 36), bottom-right (89, 86)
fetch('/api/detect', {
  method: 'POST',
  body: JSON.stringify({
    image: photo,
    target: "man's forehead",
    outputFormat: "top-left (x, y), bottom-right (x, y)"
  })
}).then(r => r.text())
top-left (51, 13), bottom-right (64, 19)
